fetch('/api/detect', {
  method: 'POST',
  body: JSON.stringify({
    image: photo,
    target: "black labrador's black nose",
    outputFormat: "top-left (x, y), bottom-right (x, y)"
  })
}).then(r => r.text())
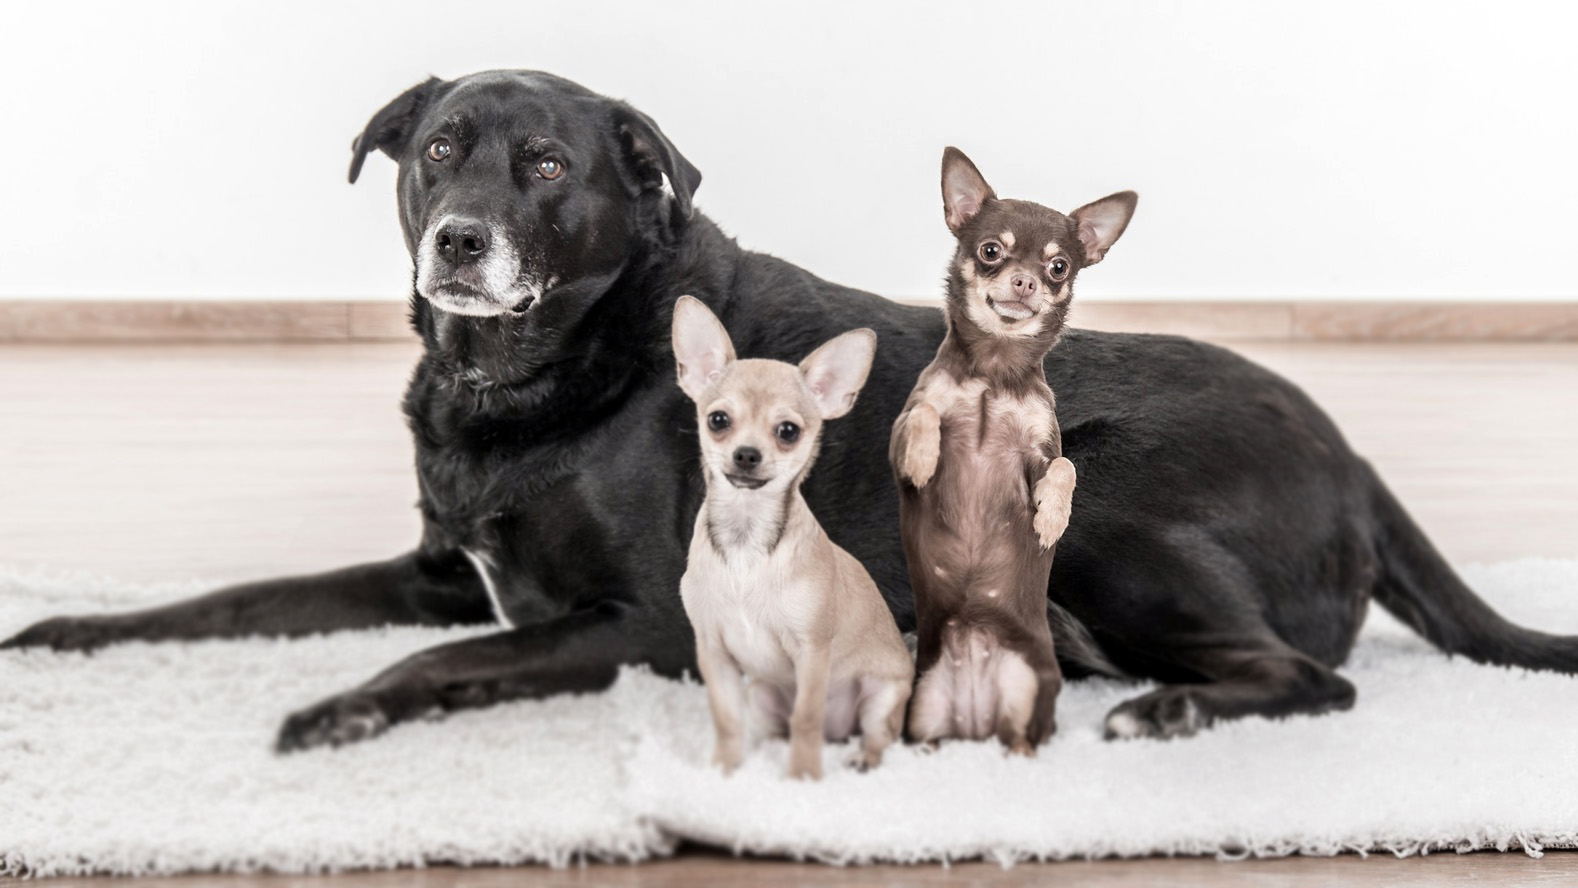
top-left (733, 447), bottom-right (762, 472)
top-left (1010, 273), bottom-right (1038, 299)
top-left (435, 218), bottom-right (490, 266)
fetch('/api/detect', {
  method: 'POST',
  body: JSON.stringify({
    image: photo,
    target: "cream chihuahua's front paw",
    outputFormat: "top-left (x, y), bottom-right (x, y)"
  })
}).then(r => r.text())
top-left (847, 746), bottom-right (884, 772)
top-left (1033, 457), bottom-right (1077, 550)
top-left (898, 404), bottom-right (941, 488)
top-left (787, 754), bottom-right (823, 781)
top-left (712, 740), bottom-right (743, 775)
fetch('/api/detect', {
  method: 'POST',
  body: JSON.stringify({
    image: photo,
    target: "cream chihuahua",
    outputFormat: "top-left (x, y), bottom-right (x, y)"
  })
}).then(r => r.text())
top-left (672, 295), bottom-right (914, 780)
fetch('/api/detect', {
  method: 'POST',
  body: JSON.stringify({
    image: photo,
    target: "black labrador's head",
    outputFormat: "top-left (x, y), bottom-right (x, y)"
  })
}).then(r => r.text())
top-left (350, 71), bottom-right (701, 326)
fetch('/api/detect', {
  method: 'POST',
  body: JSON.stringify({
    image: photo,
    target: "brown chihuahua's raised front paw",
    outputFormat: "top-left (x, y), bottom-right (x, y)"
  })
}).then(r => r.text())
top-left (1033, 457), bottom-right (1077, 549)
top-left (897, 404), bottom-right (941, 488)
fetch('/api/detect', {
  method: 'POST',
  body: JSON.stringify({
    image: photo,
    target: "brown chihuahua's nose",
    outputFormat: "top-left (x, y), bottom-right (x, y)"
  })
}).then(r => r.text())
top-left (1010, 273), bottom-right (1038, 300)
top-left (733, 447), bottom-right (762, 472)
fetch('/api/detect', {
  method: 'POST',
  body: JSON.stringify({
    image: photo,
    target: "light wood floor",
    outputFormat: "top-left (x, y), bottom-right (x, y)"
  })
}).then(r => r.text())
top-left (20, 848), bottom-right (1578, 888)
top-left (2, 339), bottom-right (1576, 886)
top-left (1, 340), bottom-right (1573, 582)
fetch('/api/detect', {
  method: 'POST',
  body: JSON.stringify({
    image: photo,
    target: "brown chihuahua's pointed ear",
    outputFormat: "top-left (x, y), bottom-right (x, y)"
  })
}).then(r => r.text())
top-left (671, 296), bottom-right (736, 400)
top-left (941, 147), bottom-right (996, 233)
top-left (348, 76), bottom-right (444, 184)
top-left (799, 329), bottom-right (877, 420)
top-left (1072, 191), bottom-right (1139, 265)
top-left (614, 103), bottom-right (703, 220)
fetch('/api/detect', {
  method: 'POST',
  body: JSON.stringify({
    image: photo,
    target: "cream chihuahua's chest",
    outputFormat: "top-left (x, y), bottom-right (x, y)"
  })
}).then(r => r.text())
top-left (681, 514), bottom-right (823, 684)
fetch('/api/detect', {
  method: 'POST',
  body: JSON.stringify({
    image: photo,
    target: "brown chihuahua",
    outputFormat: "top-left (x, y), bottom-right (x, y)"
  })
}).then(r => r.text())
top-left (891, 147), bottom-right (1136, 753)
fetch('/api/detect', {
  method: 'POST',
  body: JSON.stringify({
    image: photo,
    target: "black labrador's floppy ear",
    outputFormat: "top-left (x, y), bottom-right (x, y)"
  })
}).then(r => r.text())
top-left (348, 76), bottom-right (444, 184)
top-left (613, 103), bottom-right (703, 219)
top-left (941, 146), bottom-right (996, 233)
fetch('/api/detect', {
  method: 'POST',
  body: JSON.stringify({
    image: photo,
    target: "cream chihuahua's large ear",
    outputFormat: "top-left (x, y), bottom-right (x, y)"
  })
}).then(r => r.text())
top-left (941, 146), bottom-right (996, 233)
top-left (671, 295), bottom-right (736, 400)
top-left (799, 329), bottom-right (877, 420)
top-left (1072, 191), bottom-right (1139, 265)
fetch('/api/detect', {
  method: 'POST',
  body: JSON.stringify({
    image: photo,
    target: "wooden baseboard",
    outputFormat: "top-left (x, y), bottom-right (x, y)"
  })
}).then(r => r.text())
top-left (1072, 301), bottom-right (1578, 341)
top-left (1, 299), bottom-right (1575, 343)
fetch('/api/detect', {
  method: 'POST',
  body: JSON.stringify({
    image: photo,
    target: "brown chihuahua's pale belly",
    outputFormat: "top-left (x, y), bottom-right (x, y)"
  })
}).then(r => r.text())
top-left (894, 368), bottom-right (1070, 752)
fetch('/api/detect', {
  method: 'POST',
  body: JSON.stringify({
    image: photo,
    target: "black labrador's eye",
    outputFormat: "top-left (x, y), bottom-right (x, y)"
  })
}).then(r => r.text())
top-left (707, 411), bottom-right (730, 432)
top-left (536, 158), bottom-right (563, 180)
top-left (1049, 257), bottom-right (1069, 280)
top-left (978, 241), bottom-right (1003, 263)
top-left (776, 422), bottom-right (801, 444)
top-left (427, 138), bottom-right (451, 162)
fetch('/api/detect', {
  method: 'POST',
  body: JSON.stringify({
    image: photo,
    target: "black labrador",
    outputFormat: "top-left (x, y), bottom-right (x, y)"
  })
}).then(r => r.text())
top-left (7, 70), bottom-right (1575, 750)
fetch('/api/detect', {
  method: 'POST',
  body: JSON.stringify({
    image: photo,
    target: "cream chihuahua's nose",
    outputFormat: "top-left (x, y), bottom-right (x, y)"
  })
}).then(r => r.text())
top-left (733, 447), bottom-right (762, 472)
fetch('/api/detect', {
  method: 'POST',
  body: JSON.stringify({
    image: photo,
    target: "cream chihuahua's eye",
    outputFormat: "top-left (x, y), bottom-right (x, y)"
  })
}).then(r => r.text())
top-left (1048, 257), bottom-right (1069, 280)
top-left (776, 422), bottom-right (801, 444)
top-left (707, 411), bottom-right (730, 432)
top-left (978, 241), bottom-right (1003, 263)
top-left (536, 158), bottom-right (563, 180)
top-left (427, 138), bottom-right (451, 162)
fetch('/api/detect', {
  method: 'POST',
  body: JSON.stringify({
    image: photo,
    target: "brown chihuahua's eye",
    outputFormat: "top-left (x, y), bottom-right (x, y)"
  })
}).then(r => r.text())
top-left (707, 411), bottom-right (730, 432)
top-left (978, 241), bottom-right (1003, 263)
top-left (1049, 257), bottom-right (1069, 280)
top-left (426, 138), bottom-right (451, 162)
top-left (536, 158), bottom-right (563, 180)
top-left (776, 422), bottom-right (801, 444)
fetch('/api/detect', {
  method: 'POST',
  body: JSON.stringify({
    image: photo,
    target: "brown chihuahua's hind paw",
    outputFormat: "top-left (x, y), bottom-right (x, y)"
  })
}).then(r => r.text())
top-left (1005, 737), bottom-right (1037, 758)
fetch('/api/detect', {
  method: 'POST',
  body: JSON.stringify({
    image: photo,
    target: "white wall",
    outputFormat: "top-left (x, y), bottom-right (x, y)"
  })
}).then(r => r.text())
top-left (2, 0), bottom-right (1575, 303)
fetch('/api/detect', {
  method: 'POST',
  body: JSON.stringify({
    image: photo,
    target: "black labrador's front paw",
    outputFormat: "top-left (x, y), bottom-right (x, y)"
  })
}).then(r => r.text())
top-left (276, 693), bottom-right (394, 754)
top-left (1104, 688), bottom-right (1209, 741)
top-left (1, 615), bottom-right (123, 653)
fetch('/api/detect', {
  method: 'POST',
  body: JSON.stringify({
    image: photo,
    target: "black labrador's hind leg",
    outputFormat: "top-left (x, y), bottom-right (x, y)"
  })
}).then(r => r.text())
top-left (1068, 526), bottom-right (1360, 742)
top-left (1103, 640), bottom-right (1356, 741)
top-left (1, 549), bottom-right (493, 652)
top-left (275, 601), bottom-right (696, 752)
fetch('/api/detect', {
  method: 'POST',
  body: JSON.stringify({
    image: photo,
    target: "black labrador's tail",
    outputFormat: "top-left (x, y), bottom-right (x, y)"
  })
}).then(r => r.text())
top-left (1369, 469), bottom-right (1578, 673)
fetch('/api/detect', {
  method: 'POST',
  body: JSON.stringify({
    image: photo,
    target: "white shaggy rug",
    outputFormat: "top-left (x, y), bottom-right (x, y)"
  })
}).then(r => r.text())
top-left (3, 559), bottom-right (1578, 877)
